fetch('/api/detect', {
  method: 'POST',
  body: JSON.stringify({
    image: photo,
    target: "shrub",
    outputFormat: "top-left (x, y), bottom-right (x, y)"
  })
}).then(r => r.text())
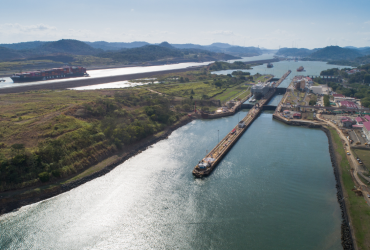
top-left (51, 170), bottom-right (61, 178)
top-left (38, 172), bottom-right (50, 182)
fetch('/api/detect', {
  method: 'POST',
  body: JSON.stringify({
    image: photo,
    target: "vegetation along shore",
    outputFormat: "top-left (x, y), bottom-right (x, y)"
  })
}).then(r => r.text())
top-left (0, 63), bottom-right (261, 214)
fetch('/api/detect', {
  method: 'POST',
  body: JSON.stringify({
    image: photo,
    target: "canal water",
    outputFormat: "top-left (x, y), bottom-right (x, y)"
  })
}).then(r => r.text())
top-left (0, 111), bottom-right (342, 250)
top-left (0, 53), bottom-right (276, 90)
top-left (213, 60), bottom-right (351, 88)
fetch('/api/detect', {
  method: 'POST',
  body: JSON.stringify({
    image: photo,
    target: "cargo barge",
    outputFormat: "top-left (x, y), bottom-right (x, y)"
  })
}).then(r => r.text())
top-left (10, 66), bottom-right (88, 83)
top-left (193, 70), bottom-right (292, 178)
top-left (267, 63), bottom-right (273, 68)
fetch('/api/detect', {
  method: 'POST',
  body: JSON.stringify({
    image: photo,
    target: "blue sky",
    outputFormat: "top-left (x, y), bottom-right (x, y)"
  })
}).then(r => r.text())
top-left (1, 0), bottom-right (370, 49)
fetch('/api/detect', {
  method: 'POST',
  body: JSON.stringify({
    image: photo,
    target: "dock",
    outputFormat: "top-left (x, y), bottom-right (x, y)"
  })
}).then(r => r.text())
top-left (193, 70), bottom-right (291, 178)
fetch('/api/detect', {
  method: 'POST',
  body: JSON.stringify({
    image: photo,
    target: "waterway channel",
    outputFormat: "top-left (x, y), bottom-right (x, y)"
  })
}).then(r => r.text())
top-left (0, 110), bottom-right (342, 250)
top-left (213, 60), bottom-right (351, 88)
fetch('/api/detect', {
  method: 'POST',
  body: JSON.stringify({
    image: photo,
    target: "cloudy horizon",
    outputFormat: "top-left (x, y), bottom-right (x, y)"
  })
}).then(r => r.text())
top-left (2, 0), bottom-right (370, 49)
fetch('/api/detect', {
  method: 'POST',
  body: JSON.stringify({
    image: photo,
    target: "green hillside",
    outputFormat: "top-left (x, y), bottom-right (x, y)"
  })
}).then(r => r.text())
top-left (309, 46), bottom-right (361, 60)
top-left (39, 39), bottom-right (100, 55)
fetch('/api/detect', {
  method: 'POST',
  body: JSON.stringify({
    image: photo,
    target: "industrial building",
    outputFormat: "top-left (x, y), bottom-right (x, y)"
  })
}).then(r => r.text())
top-left (251, 82), bottom-right (270, 96)
top-left (309, 85), bottom-right (331, 95)
top-left (340, 101), bottom-right (358, 109)
top-left (363, 121), bottom-right (370, 141)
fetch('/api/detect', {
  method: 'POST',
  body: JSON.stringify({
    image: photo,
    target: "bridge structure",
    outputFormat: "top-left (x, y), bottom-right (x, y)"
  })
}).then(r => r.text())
top-left (305, 75), bottom-right (341, 79)
top-left (292, 105), bottom-right (370, 112)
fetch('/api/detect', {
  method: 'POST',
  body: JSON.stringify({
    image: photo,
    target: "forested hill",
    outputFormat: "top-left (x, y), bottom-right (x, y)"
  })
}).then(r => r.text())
top-left (275, 48), bottom-right (315, 57)
top-left (38, 39), bottom-right (101, 55)
top-left (0, 39), bottom-right (101, 61)
top-left (309, 46), bottom-right (362, 60)
top-left (98, 43), bottom-right (238, 63)
top-left (0, 40), bottom-right (239, 70)
top-left (276, 46), bottom-right (365, 62)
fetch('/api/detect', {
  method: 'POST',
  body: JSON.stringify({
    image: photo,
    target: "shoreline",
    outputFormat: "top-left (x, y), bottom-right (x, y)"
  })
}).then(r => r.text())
top-left (0, 116), bottom-right (194, 215)
top-left (0, 67), bottom-right (204, 94)
top-left (272, 115), bottom-right (355, 250)
top-left (0, 109), bottom-right (357, 249)
top-left (0, 58), bottom-right (279, 94)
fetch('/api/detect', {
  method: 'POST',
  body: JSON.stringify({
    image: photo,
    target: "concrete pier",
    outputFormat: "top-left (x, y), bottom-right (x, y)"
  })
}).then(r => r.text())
top-left (193, 70), bottom-right (291, 177)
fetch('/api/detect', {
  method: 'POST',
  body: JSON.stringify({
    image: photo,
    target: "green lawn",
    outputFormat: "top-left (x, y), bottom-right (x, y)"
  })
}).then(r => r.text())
top-left (150, 81), bottom-right (225, 100)
top-left (353, 149), bottom-right (370, 172)
top-left (213, 84), bottom-right (250, 103)
top-left (330, 128), bottom-right (370, 249)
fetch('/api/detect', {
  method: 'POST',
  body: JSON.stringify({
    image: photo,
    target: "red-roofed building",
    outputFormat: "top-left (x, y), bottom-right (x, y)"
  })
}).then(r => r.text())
top-left (356, 117), bottom-right (365, 124)
top-left (364, 115), bottom-right (370, 122)
top-left (293, 113), bottom-right (301, 119)
top-left (353, 125), bottom-right (363, 128)
top-left (342, 118), bottom-right (353, 128)
top-left (333, 94), bottom-right (345, 98)
top-left (340, 101), bottom-right (358, 109)
top-left (363, 121), bottom-right (370, 141)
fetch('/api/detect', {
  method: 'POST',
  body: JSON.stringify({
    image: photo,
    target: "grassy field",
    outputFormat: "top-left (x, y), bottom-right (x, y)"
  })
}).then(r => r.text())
top-left (353, 149), bottom-right (370, 172)
top-left (0, 87), bottom-right (186, 193)
top-left (147, 70), bottom-right (267, 106)
top-left (330, 128), bottom-right (370, 249)
top-left (0, 89), bottom-right (108, 155)
top-left (149, 81), bottom-right (225, 100)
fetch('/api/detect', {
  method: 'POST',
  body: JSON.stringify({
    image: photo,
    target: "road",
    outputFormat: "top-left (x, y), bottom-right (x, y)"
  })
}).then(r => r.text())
top-left (317, 113), bottom-right (370, 206)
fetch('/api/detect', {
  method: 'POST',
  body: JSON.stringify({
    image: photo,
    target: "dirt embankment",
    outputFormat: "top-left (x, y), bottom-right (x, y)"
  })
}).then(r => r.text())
top-left (0, 116), bottom-right (194, 215)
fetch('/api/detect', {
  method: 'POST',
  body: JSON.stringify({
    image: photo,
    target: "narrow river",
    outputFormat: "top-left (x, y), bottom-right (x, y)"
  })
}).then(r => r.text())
top-left (0, 111), bottom-right (342, 250)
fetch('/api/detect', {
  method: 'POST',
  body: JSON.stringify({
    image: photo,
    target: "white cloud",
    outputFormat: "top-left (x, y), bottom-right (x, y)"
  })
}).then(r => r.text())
top-left (130, 9), bottom-right (134, 12)
top-left (364, 21), bottom-right (370, 25)
top-left (0, 23), bottom-right (56, 33)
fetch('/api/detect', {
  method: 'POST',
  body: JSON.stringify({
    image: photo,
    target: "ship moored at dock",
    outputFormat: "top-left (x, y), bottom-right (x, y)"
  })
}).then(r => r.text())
top-left (193, 70), bottom-right (292, 178)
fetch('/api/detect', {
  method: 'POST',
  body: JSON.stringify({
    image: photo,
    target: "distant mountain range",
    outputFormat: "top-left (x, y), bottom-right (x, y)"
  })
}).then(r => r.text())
top-left (276, 46), bottom-right (370, 65)
top-left (0, 40), bottom-right (251, 68)
top-left (0, 40), bottom-right (265, 61)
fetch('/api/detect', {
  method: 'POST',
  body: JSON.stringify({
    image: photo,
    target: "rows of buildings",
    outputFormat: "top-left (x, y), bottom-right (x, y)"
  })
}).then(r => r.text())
top-left (341, 115), bottom-right (370, 141)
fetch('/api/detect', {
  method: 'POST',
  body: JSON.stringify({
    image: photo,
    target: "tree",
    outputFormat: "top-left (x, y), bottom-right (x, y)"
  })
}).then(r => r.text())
top-left (11, 143), bottom-right (25, 155)
top-left (202, 107), bottom-right (210, 113)
top-left (309, 100), bottom-right (316, 106)
top-left (190, 95), bottom-right (193, 100)
top-left (364, 74), bottom-right (370, 84)
top-left (182, 104), bottom-right (190, 111)
top-left (191, 89), bottom-right (195, 95)
top-left (179, 77), bottom-right (185, 83)
top-left (323, 95), bottom-right (331, 107)
top-left (38, 172), bottom-right (50, 182)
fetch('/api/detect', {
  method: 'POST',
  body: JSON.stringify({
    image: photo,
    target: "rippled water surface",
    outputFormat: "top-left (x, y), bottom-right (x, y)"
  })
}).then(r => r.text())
top-left (0, 111), bottom-right (341, 250)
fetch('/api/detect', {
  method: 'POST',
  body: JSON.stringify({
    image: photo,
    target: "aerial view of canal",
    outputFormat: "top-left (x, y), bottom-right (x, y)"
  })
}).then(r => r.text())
top-left (0, 58), bottom-right (351, 249)
top-left (213, 59), bottom-right (351, 88)
top-left (0, 110), bottom-right (341, 249)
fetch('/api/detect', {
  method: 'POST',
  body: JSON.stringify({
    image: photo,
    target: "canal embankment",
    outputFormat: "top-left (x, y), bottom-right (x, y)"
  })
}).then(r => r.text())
top-left (272, 74), bottom-right (361, 249)
top-left (272, 113), bottom-right (355, 249)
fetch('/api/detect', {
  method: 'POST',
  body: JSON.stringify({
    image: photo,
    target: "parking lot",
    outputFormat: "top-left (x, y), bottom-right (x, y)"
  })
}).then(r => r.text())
top-left (321, 113), bottom-right (369, 146)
